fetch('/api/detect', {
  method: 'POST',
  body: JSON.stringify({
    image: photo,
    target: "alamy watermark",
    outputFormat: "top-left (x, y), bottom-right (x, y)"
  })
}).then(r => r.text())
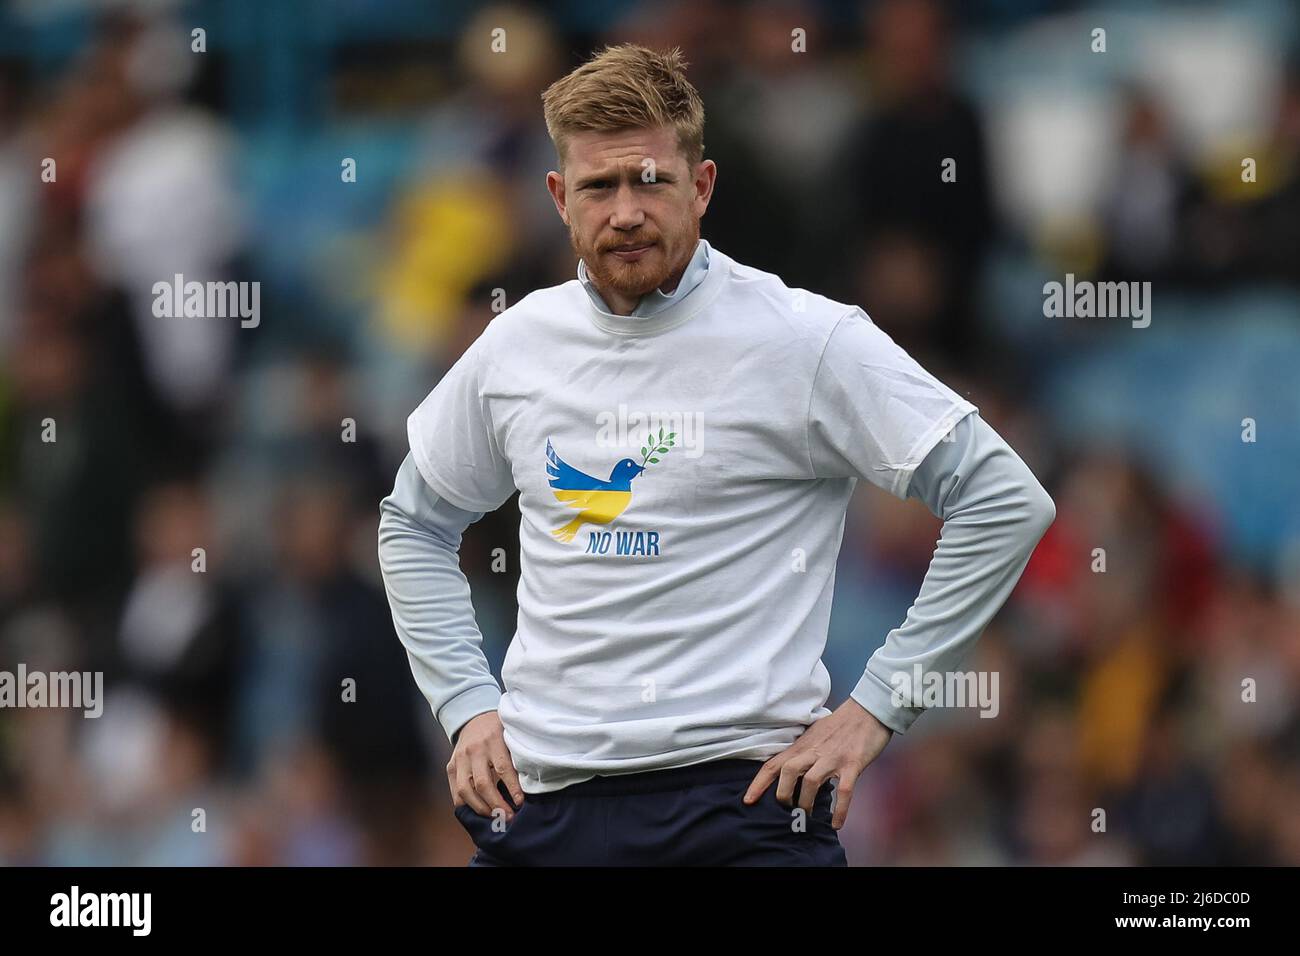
top-left (50, 886), bottom-right (151, 936)
top-left (888, 664), bottom-right (999, 718)
top-left (1042, 273), bottom-right (1151, 328)
top-left (151, 273), bottom-right (260, 328)
top-left (0, 664), bottom-right (103, 718)
top-left (595, 403), bottom-right (705, 458)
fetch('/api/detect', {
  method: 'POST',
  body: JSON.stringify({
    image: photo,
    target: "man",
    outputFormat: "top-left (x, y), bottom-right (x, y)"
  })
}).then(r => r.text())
top-left (378, 44), bottom-right (1055, 866)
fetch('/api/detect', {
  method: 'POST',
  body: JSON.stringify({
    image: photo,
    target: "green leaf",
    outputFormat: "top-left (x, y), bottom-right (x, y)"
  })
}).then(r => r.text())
top-left (640, 446), bottom-right (647, 458)
top-left (646, 433), bottom-right (653, 447)
top-left (658, 427), bottom-right (664, 439)
top-left (667, 432), bottom-right (676, 440)
top-left (656, 447), bottom-right (668, 454)
top-left (649, 457), bottom-right (660, 463)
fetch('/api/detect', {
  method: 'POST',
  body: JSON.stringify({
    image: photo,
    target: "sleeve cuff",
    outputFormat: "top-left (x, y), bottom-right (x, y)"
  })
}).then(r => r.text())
top-left (849, 666), bottom-right (925, 735)
top-left (438, 683), bottom-right (502, 746)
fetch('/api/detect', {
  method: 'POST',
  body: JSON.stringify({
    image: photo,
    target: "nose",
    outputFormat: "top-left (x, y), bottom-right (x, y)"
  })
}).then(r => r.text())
top-left (609, 182), bottom-right (645, 231)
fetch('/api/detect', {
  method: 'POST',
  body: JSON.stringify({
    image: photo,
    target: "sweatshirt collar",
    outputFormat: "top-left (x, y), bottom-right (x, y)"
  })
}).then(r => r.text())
top-left (577, 238), bottom-right (710, 319)
top-left (577, 238), bottom-right (725, 337)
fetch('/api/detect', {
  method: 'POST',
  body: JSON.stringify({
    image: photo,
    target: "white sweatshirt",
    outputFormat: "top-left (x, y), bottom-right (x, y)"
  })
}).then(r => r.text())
top-left (380, 240), bottom-right (1055, 793)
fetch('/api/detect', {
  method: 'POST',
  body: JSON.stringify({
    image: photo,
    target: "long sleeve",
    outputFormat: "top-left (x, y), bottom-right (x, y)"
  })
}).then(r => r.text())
top-left (378, 451), bottom-right (503, 747)
top-left (849, 410), bottom-right (1056, 733)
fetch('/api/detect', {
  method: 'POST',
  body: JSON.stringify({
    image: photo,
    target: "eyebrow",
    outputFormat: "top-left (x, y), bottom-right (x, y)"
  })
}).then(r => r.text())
top-left (574, 167), bottom-right (676, 189)
top-left (574, 173), bottom-right (613, 189)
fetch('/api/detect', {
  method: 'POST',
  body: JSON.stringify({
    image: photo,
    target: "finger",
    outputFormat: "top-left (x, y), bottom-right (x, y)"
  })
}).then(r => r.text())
top-left (798, 759), bottom-right (836, 816)
top-left (458, 759), bottom-right (492, 817)
top-left (775, 753), bottom-right (816, 807)
top-left (471, 751), bottom-right (512, 820)
top-left (831, 778), bottom-right (856, 830)
top-left (446, 756), bottom-right (461, 808)
top-left (742, 756), bottom-right (784, 804)
top-left (491, 746), bottom-right (525, 809)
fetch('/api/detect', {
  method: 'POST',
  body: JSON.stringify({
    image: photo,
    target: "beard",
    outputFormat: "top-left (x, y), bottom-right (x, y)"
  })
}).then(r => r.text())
top-left (570, 215), bottom-right (701, 301)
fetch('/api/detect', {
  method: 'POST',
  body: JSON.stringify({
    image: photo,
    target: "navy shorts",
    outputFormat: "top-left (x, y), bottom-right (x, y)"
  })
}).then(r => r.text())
top-left (452, 757), bottom-right (848, 866)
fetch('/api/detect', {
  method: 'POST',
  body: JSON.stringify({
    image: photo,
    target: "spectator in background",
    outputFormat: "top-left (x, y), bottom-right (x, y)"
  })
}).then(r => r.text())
top-left (833, 0), bottom-right (994, 364)
top-left (2, 276), bottom-right (143, 612)
top-left (1243, 62), bottom-right (1300, 284)
top-left (1097, 88), bottom-right (1195, 284)
top-left (237, 476), bottom-right (431, 789)
top-left (78, 13), bottom-right (248, 471)
top-left (1116, 677), bottom-right (1231, 865)
top-left (116, 481), bottom-right (243, 769)
top-left (0, 60), bottom-right (34, 349)
top-left (1181, 61), bottom-right (1300, 288)
top-left (377, 3), bottom-right (565, 360)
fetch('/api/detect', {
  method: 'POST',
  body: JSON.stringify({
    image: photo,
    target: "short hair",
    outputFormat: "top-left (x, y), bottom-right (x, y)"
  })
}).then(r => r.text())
top-left (541, 43), bottom-right (705, 173)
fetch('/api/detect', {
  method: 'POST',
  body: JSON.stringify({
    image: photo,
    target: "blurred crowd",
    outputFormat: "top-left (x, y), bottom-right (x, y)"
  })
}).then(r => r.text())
top-left (0, 0), bottom-right (1297, 866)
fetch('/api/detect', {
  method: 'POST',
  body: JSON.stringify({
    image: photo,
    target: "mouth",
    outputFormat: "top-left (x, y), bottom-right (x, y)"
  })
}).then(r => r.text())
top-left (607, 242), bottom-right (655, 263)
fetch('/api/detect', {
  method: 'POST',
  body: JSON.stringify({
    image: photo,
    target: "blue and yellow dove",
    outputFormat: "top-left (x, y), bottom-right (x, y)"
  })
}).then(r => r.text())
top-left (546, 430), bottom-right (678, 543)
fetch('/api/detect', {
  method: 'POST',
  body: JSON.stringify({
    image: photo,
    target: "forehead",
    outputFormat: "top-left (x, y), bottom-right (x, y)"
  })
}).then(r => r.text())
top-left (564, 125), bottom-right (685, 173)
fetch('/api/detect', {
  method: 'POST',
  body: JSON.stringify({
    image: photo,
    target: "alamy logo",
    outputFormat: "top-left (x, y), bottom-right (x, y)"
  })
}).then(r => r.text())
top-left (151, 273), bottom-right (260, 327)
top-left (0, 665), bottom-right (102, 718)
top-left (888, 664), bottom-right (1000, 718)
top-left (50, 886), bottom-right (151, 936)
top-left (595, 404), bottom-right (704, 458)
top-left (1042, 273), bottom-right (1151, 328)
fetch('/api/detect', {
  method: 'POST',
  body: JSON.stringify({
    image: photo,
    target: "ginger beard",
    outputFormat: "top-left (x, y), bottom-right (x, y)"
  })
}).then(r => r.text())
top-left (569, 208), bottom-right (701, 302)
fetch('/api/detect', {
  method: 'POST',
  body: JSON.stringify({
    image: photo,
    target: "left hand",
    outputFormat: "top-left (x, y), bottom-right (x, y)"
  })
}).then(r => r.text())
top-left (742, 697), bottom-right (893, 829)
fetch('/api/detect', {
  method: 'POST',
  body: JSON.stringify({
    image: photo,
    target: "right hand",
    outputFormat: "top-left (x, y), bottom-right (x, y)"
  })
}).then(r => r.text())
top-left (447, 710), bottom-right (525, 822)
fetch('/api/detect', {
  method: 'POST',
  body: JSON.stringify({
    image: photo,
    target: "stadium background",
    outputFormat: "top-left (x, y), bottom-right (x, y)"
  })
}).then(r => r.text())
top-left (0, 0), bottom-right (1298, 865)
